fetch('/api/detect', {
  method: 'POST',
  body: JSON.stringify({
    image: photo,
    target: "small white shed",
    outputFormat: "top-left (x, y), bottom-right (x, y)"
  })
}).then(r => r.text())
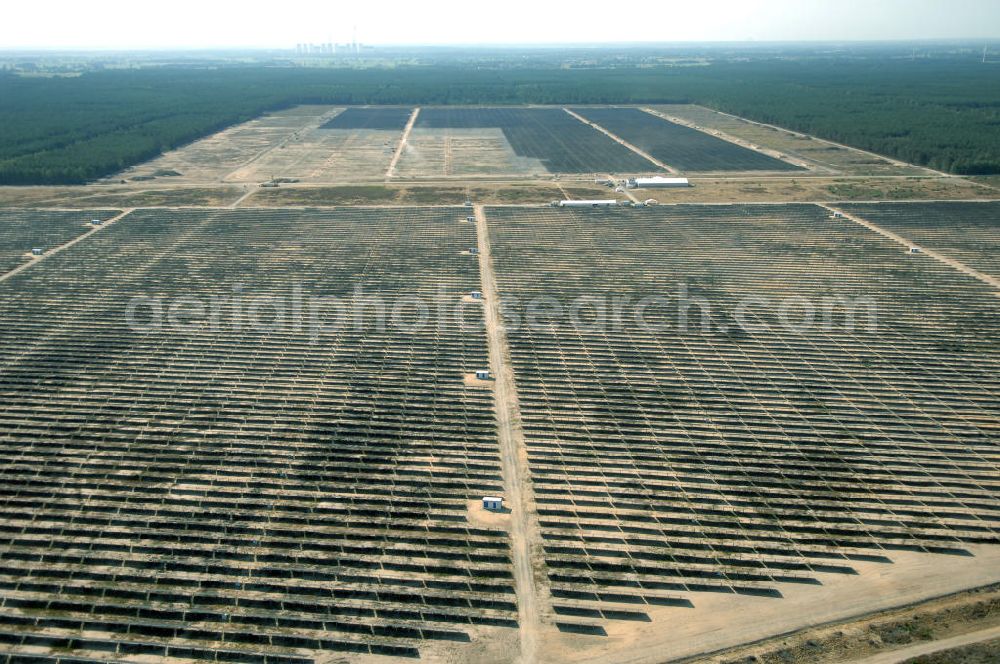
top-left (475, 369), bottom-right (491, 380)
top-left (483, 496), bottom-right (503, 511)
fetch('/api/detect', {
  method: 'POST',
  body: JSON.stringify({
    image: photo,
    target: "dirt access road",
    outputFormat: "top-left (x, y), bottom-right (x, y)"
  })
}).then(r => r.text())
top-left (476, 204), bottom-right (548, 664)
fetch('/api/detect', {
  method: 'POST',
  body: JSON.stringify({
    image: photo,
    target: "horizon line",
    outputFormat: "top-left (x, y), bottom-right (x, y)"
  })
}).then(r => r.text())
top-left (1, 38), bottom-right (998, 53)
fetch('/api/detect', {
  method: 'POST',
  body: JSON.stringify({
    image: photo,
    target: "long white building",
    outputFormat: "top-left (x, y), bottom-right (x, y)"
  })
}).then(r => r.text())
top-left (627, 176), bottom-right (690, 189)
top-left (554, 200), bottom-right (620, 208)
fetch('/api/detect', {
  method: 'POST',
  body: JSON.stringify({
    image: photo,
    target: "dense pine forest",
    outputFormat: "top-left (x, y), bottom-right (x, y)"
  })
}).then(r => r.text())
top-left (1, 54), bottom-right (998, 184)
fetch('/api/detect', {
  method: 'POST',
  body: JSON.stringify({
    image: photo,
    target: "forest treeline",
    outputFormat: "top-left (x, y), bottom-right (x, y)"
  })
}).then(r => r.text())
top-left (1, 59), bottom-right (998, 184)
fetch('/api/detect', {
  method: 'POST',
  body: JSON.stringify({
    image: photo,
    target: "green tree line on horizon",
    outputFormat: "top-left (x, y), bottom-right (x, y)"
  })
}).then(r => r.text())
top-left (1, 59), bottom-right (998, 185)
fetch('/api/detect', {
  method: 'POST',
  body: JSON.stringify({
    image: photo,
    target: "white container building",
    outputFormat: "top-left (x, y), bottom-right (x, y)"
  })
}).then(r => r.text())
top-left (555, 200), bottom-right (619, 208)
top-left (627, 177), bottom-right (690, 189)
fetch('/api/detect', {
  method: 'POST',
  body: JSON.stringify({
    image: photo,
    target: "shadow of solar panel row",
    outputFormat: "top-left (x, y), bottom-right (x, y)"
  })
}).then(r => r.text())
top-left (0, 208), bottom-right (516, 660)
top-left (319, 108), bottom-right (414, 130)
top-left (838, 202), bottom-right (1000, 280)
top-left (485, 204), bottom-right (999, 624)
top-left (571, 107), bottom-right (804, 172)
top-left (416, 107), bottom-right (655, 173)
top-left (0, 210), bottom-right (119, 274)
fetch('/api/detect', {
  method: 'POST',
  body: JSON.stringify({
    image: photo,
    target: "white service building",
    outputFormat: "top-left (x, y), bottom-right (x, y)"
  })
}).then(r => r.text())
top-left (555, 200), bottom-right (619, 208)
top-left (628, 177), bottom-right (690, 189)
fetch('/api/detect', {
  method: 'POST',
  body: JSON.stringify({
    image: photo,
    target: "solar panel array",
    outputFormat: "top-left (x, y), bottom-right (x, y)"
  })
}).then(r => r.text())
top-left (0, 210), bottom-right (119, 274)
top-left (319, 108), bottom-right (414, 131)
top-left (1, 200), bottom-right (998, 657)
top-left (0, 208), bottom-right (516, 662)
top-left (572, 108), bottom-right (804, 172)
top-left (485, 204), bottom-right (1000, 633)
top-left (839, 202), bottom-right (1000, 279)
top-left (416, 108), bottom-right (655, 173)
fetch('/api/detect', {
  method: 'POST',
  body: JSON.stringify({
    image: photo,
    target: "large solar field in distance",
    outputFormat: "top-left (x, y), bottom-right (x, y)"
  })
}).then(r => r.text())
top-left (485, 204), bottom-right (1000, 658)
top-left (320, 107), bottom-right (414, 130)
top-left (0, 208), bottom-right (518, 663)
top-left (106, 104), bottom-right (978, 189)
top-left (408, 108), bottom-right (657, 174)
top-left (573, 107), bottom-right (804, 172)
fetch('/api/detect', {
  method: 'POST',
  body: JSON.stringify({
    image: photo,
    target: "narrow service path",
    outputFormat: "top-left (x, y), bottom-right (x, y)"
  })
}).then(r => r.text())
top-left (386, 107), bottom-right (420, 178)
top-left (230, 187), bottom-right (256, 208)
top-left (0, 208), bottom-right (135, 285)
top-left (822, 204), bottom-right (1000, 291)
top-left (475, 204), bottom-right (546, 664)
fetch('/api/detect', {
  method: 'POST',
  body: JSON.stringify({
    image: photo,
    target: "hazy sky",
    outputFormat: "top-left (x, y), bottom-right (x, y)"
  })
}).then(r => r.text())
top-left (2, 0), bottom-right (999, 49)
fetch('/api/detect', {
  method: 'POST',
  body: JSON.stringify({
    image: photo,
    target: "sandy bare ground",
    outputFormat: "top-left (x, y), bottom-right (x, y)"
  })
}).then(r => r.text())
top-left (228, 128), bottom-right (397, 182)
top-left (120, 106), bottom-right (342, 184)
top-left (683, 583), bottom-right (1000, 664)
top-left (822, 204), bottom-right (1000, 291)
top-left (395, 128), bottom-right (549, 178)
top-left (476, 205), bottom-right (547, 664)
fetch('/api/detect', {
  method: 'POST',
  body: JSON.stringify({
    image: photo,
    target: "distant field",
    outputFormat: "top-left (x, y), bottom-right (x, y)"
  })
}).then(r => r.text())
top-left (653, 104), bottom-right (928, 176)
top-left (251, 184), bottom-right (405, 205)
top-left (123, 105), bottom-right (404, 184)
top-left (123, 106), bottom-right (340, 184)
top-left (839, 201), bottom-right (1000, 278)
top-left (632, 175), bottom-right (993, 204)
top-left (0, 186), bottom-right (245, 208)
top-left (414, 108), bottom-right (656, 174)
top-left (573, 107), bottom-right (803, 172)
top-left (320, 107), bottom-right (413, 130)
top-left (228, 127), bottom-right (396, 182)
top-left (249, 184), bottom-right (578, 206)
top-left (397, 127), bottom-right (548, 178)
